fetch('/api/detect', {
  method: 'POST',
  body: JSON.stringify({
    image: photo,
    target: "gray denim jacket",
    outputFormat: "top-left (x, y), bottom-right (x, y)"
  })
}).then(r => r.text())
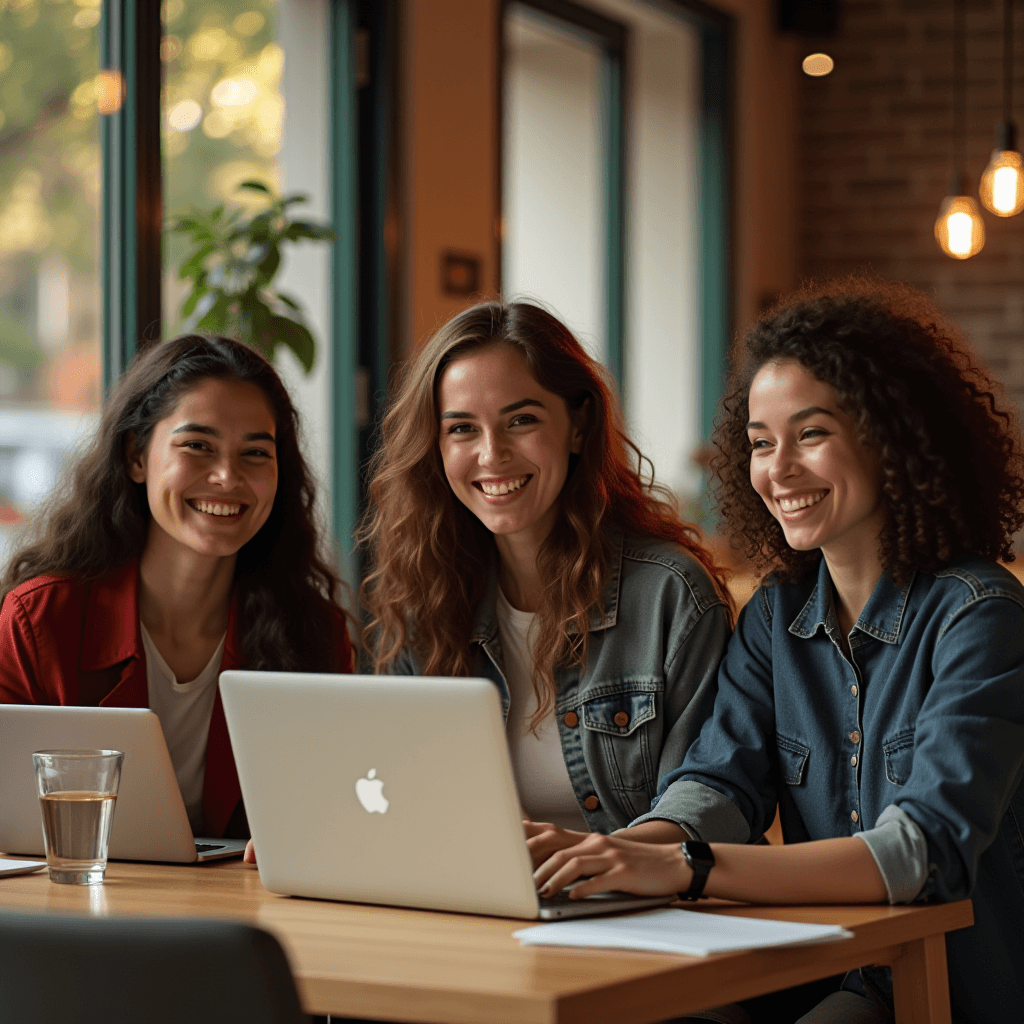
top-left (391, 533), bottom-right (730, 833)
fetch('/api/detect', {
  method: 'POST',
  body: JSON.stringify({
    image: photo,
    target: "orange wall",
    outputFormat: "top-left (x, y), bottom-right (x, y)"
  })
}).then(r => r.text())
top-left (399, 0), bottom-right (501, 359)
top-left (712, 0), bottom-right (801, 335)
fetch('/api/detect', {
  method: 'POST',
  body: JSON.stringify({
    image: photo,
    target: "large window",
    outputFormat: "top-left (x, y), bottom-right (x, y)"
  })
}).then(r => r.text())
top-left (0, 0), bottom-right (102, 562)
top-left (502, 0), bottom-right (715, 506)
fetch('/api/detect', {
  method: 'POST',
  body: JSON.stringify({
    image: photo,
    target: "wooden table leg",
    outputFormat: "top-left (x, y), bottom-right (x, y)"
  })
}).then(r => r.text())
top-left (890, 933), bottom-right (951, 1024)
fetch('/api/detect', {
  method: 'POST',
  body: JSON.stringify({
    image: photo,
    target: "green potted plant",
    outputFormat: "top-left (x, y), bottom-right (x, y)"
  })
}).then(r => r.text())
top-left (168, 181), bottom-right (336, 372)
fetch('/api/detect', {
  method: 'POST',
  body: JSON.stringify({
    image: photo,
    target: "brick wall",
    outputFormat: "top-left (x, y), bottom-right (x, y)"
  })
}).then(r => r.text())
top-left (797, 0), bottom-right (1024, 415)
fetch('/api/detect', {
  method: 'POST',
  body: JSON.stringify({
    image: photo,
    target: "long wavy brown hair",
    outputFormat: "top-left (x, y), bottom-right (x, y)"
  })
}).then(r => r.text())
top-left (713, 278), bottom-right (1024, 585)
top-left (2, 335), bottom-right (349, 672)
top-left (359, 300), bottom-right (731, 721)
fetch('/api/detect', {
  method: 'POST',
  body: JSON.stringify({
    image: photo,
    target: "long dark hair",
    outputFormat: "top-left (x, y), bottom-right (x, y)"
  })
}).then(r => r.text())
top-left (713, 278), bottom-right (1024, 584)
top-left (359, 301), bottom-right (730, 723)
top-left (2, 335), bottom-right (348, 672)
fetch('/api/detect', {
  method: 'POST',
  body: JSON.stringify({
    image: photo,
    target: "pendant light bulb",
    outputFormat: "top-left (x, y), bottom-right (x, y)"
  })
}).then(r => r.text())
top-left (935, 176), bottom-right (986, 259)
top-left (979, 122), bottom-right (1024, 216)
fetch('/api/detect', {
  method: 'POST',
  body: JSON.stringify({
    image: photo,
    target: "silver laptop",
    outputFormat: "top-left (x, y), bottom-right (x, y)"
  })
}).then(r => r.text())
top-left (0, 705), bottom-right (247, 863)
top-left (219, 671), bottom-right (675, 919)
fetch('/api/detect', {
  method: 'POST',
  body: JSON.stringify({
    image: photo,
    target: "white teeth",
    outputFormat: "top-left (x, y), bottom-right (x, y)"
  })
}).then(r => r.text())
top-left (191, 500), bottom-right (242, 517)
top-left (778, 491), bottom-right (826, 512)
top-left (479, 476), bottom-right (528, 497)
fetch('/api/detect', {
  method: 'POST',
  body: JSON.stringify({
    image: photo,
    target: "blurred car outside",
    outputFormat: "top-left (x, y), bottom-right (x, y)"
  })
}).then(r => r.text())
top-left (0, 407), bottom-right (98, 570)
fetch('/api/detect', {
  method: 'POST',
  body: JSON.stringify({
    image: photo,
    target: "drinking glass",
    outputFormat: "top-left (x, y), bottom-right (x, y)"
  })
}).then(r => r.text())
top-left (32, 749), bottom-right (124, 884)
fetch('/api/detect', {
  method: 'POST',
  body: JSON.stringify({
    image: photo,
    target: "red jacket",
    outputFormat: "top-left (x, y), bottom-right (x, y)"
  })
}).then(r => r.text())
top-left (0, 563), bottom-right (353, 837)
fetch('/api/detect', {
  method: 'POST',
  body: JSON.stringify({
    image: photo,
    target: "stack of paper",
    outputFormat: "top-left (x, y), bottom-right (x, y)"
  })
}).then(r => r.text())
top-left (513, 907), bottom-right (853, 957)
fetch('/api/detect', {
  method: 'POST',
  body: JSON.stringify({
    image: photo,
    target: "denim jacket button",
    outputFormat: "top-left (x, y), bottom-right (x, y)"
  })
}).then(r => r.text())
top-left (563, 711), bottom-right (579, 728)
top-left (849, 730), bottom-right (861, 745)
top-left (851, 810), bottom-right (859, 823)
top-left (584, 795), bottom-right (600, 811)
top-left (851, 684), bottom-right (858, 697)
top-left (614, 711), bottom-right (629, 727)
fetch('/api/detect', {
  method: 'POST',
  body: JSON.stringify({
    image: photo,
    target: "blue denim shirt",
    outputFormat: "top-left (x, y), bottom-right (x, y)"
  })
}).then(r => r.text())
top-left (391, 533), bottom-right (730, 834)
top-left (636, 554), bottom-right (1024, 1022)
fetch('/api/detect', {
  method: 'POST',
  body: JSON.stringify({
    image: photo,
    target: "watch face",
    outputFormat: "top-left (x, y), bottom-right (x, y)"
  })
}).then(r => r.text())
top-left (683, 840), bottom-right (714, 868)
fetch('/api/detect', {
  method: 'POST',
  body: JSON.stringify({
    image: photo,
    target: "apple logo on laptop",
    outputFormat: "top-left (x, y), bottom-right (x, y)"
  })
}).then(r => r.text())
top-left (355, 768), bottom-right (389, 814)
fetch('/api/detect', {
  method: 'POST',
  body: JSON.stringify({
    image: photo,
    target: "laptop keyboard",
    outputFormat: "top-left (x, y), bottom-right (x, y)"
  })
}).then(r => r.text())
top-left (539, 888), bottom-right (635, 908)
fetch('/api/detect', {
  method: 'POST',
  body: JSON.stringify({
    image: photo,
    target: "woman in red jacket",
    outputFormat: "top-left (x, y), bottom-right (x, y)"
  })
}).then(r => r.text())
top-left (0, 335), bottom-right (353, 839)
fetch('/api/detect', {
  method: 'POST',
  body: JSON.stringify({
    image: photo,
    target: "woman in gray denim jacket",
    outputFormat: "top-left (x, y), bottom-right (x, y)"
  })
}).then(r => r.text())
top-left (358, 301), bottom-right (732, 834)
top-left (532, 281), bottom-right (1024, 1024)
top-left (387, 531), bottom-right (729, 833)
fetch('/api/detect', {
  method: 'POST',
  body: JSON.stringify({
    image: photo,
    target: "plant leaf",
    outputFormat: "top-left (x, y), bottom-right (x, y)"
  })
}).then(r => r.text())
top-left (274, 291), bottom-right (302, 312)
top-left (238, 179), bottom-right (272, 194)
top-left (284, 221), bottom-right (338, 242)
top-left (181, 280), bottom-right (210, 318)
top-left (181, 291), bottom-right (220, 334)
top-left (254, 245), bottom-right (281, 286)
top-left (270, 315), bottom-right (316, 373)
top-left (179, 243), bottom-right (217, 281)
top-left (169, 215), bottom-right (202, 233)
top-left (195, 294), bottom-right (233, 334)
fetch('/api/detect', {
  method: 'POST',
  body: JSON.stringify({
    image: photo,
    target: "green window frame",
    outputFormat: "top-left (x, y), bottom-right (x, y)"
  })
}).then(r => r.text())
top-left (100, 0), bottom-right (162, 391)
top-left (330, 0), bottom-right (360, 578)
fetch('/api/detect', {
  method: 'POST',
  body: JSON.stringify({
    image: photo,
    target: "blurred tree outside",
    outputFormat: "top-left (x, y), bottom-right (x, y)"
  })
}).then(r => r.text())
top-left (0, 0), bottom-right (102, 411)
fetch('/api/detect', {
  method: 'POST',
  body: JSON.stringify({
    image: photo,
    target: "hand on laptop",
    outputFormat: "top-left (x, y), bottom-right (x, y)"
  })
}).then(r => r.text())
top-left (524, 820), bottom-right (590, 869)
top-left (243, 839), bottom-right (257, 866)
top-left (533, 832), bottom-right (688, 899)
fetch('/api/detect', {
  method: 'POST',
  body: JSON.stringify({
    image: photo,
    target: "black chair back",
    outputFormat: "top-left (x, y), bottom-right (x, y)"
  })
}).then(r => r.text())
top-left (0, 911), bottom-right (309, 1024)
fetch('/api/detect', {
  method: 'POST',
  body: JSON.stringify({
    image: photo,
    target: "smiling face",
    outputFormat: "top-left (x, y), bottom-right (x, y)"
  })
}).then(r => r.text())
top-left (437, 344), bottom-right (583, 555)
top-left (746, 359), bottom-right (884, 564)
top-left (128, 377), bottom-right (279, 561)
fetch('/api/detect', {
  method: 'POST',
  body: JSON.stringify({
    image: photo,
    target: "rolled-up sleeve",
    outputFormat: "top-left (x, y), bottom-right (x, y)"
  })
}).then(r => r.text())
top-left (855, 804), bottom-right (929, 904)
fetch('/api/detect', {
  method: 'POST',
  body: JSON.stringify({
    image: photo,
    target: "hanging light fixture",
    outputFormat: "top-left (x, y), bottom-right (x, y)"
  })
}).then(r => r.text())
top-left (936, 0), bottom-right (986, 258)
top-left (979, 0), bottom-right (1024, 216)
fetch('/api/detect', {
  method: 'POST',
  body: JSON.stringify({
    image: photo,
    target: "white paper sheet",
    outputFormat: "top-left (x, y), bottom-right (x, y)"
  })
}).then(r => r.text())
top-left (514, 907), bottom-right (854, 957)
top-left (0, 858), bottom-right (46, 878)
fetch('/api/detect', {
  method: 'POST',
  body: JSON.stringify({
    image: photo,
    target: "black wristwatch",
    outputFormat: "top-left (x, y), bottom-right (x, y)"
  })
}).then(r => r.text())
top-left (678, 840), bottom-right (715, 901)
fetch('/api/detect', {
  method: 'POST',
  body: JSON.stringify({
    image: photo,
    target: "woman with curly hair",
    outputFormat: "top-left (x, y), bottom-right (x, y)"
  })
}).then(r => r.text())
top-left (359, 299), bottom-right (731, 835)
top-left (0, 336), bottom-right (353, 840)
top-left (530, 280), bottom-right (1024, 1023)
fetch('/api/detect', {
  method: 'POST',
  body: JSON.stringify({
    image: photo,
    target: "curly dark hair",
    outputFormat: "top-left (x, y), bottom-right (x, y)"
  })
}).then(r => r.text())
top-left (2, 335), bottom-right (349, 672)
top-left (713, 278), bottom-right (1024, 585)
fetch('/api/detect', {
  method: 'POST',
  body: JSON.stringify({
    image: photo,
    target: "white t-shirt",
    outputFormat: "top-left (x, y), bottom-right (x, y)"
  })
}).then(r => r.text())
top-left (141, 624), bottom-right (225, 835)
top-left (496, 588), bottom-right (589, 832)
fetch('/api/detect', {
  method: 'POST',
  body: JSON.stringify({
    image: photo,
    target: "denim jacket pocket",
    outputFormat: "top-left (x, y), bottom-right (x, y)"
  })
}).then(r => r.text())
top-left (581, 691), bottom-right (657, 737)
top-left (776, 734), bottom-right (810, 785)
top-left (883, 728), bottom-right (916, 786)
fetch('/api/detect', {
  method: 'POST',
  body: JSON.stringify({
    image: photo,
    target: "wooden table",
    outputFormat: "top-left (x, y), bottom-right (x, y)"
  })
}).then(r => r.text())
top-left (0, 856), bottom-right (971, 1024)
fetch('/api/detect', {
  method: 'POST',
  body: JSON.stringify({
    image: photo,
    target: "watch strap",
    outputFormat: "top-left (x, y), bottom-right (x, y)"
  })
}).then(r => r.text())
top-left (678, 840), bottom-right (714, 901)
